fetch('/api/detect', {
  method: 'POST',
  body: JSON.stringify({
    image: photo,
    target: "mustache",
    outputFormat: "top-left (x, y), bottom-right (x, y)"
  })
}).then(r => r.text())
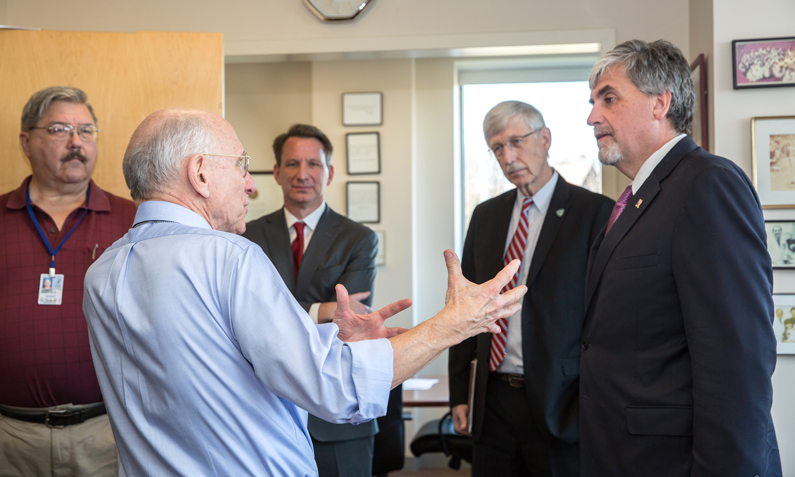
top-left (61, 151), bottom-right (87, 164)
top-left (594, 127), bottom-right (614, 138)
top-left (505, 163), bottom-right (537, 177)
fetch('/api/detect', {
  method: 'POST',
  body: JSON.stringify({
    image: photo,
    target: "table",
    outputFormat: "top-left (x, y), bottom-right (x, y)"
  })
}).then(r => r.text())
top-left (403, 375), bottom-right (449, 407)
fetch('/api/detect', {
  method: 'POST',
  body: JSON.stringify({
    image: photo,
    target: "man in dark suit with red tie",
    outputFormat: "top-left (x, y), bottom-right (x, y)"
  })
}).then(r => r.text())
top-left (581, 39), bottom-right (781, 476)
top-left (448, 101), bottom-right (613, 476)
top-left (242, 124), bottom-right (379, 477)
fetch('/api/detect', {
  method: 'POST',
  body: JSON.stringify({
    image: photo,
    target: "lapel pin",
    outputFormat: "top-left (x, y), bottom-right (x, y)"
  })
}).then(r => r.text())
top-left (556, 208), bottom-right (565, 217)
top-left (635, 199), bottom-right (643, 208)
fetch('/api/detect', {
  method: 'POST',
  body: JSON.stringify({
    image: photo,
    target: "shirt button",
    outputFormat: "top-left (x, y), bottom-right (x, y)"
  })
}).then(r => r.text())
top-left (582, 340), bottom-right (589, 350)
top-left (49, 227), bottom-right (57, 234)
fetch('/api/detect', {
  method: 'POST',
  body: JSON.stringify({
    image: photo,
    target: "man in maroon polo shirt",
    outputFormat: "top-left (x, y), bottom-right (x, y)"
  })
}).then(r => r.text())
top-left (0, 86), bottom-right (136, 476)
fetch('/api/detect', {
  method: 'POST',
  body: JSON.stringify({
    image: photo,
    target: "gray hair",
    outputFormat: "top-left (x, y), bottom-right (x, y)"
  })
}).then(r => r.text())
top-left (123, 110), bottom-right (217, 201)
top-left (483, 101), bottom-right (546, 142)
top-left (589, 39), bottom-right (695, 135)
top-left (21, 86), bottom-right (98, 131)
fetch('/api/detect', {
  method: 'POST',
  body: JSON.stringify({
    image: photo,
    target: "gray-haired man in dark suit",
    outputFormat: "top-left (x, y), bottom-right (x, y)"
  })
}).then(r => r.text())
top-left (243, 124), bottom-right (378, 477)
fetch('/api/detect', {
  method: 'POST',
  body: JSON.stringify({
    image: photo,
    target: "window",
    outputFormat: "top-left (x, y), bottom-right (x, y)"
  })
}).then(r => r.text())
top-left (461, 80), bottom-right (601, 235)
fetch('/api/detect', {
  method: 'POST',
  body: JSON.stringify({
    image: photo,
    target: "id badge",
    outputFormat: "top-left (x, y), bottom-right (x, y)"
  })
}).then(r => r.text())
top-left (38, 273), bottom-right (64, 305)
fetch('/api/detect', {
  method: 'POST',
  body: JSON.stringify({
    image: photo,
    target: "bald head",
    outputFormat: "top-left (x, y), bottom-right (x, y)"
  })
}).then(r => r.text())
top-left (123, 109), bottom-right (224, 201)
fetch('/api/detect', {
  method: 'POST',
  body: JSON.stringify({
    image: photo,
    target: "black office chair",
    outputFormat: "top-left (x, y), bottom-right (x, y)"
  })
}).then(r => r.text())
top-left (372, 385), bottom-right (405, 476)
top-left (409, 411), bottom-right (472, 470)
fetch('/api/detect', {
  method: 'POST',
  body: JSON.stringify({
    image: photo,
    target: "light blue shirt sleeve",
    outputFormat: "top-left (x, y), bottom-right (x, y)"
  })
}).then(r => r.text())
top-left (229, 244), bottom-right (393, 424)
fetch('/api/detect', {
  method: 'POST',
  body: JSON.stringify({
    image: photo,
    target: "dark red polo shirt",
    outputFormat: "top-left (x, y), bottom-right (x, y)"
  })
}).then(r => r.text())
top-left (0, 176), bottom-right (137, 407)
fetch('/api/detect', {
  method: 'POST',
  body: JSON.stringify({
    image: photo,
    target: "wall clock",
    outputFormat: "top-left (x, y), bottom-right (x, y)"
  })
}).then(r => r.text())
top-left (303, 0), bottom-right (374, 22)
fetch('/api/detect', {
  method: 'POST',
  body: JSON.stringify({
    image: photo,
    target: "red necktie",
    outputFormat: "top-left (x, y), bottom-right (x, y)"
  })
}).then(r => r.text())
top-left (490, 197), bottom-right (533, 372)
top-left (605, 185), bottom-right (634, 234)
top-left (292, 222), bottom-right (306, 278)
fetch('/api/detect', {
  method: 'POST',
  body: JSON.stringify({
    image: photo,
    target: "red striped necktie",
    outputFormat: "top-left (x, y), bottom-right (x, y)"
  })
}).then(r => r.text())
top-left (490, 197), bottom-right (533, 372)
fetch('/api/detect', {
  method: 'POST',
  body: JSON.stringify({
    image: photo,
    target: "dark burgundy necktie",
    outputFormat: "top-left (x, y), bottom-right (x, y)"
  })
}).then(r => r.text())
top-left (605, 185), bottom-right (634, 234)
top-left (292, 222), bottom-right (306, 278)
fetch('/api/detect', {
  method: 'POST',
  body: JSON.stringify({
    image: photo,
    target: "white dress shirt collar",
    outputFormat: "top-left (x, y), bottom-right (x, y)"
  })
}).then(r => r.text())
top-left (517, 169), bottom-right (558, 214)
top-left (284, 202), bottom-right (326, 231)
top-left (631, 134), bottom-right (686, 194)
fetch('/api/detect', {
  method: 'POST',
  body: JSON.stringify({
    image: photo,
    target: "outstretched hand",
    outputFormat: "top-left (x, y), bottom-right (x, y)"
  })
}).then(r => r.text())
top-left (442, 249), bottom-right (526, 339)
top-left (333, 284), bottom-right (411, 342)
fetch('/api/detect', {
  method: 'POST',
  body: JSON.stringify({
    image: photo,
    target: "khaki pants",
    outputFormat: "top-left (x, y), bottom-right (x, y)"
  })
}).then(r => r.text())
top-left (0, 404), bottom-right (118, 477)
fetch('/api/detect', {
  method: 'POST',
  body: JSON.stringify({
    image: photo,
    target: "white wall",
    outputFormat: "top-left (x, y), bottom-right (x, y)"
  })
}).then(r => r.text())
top-left (712, 0), bottom-right (795, 473)
top-left (5, 0), bottom-right (688, 58)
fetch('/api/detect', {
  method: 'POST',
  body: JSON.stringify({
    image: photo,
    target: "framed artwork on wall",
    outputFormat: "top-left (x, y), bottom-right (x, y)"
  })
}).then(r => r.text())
top-left (690, 54), bottom-right (709, 152)
top-left (346, 132), bottom-right (381, 174)
top-left (346, 181), bottom-right (380, 223)
top-left (751, 116), bottom-right (795, 208)
top-left (732, 37), bottom-right (795, 89)
top-left (342, 92), bottom-right (383, 126)
top-left (764, 220), bottom-right (795, 268)
top-left (772, 295), bottom-right (795, 354)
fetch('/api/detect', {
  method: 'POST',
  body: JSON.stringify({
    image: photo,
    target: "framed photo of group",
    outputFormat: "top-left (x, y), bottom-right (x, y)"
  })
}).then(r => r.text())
top-left (772, 295), bottom-right (795, 354)
top-left (732, 36), bottom-right (795, 90)
top-left (752, 116), bottom-right (795, 208)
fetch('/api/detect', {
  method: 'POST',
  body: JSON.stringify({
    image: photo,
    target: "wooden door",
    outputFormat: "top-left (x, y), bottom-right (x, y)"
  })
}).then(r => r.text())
top-left (0, 30), bottom-right (223, 198)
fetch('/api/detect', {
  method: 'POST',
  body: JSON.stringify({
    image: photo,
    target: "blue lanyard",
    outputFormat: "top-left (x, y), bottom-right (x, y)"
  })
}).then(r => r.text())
top-left (25, 184), bottom-right (91, 275)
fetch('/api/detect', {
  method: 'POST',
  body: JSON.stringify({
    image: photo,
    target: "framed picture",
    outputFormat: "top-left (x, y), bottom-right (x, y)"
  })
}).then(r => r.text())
top-left (772, 295), bottom-right (795, 354)
top-left (346, 132), bottom-right (381, 174)
top-left (346, 181), bottom-right (380, 223)
top-left (752, 116), bottom-right (795, 208)
top-left (342, 92), bottom-right (383, 126)
top-left (732, 37), bottom-right (795, 89)
top-left (764, 221), bottom-right (795, 268)
top-left (690, 54), bottom-right (709, 152)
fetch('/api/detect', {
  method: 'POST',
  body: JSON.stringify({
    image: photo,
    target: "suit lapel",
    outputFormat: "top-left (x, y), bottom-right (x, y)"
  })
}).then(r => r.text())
top-left (295, 207), bottom-right (340, 298)
top-left (524, 176), bottom-right (570, 288)
top-left (584, 136), bottom-right (699, 310)
top-left (263, 209), bottom-right (296, 291)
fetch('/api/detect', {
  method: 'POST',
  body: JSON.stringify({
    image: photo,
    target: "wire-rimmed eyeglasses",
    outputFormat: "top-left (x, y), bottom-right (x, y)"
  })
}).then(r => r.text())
top-left (487, 129), bottom-right (541, 159)
top-left (202, 152), bottom-right (250, 177)
top-left (29, 123), bottom-right (100, 142)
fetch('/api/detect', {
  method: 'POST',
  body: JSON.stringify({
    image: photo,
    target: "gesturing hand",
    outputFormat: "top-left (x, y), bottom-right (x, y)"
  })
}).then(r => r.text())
top-left (333, 284), bottom-right (411, 342)
top-left (442, 249), bottom-right (526, 340)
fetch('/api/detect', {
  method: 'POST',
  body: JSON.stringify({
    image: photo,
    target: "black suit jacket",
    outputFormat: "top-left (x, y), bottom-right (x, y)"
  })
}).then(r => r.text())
top-left (581, 136), bottom-right (781, 476)
top-left (243, 205), bottom-right (379, 443)
top-left (449, 175), bottom-right (613, 446)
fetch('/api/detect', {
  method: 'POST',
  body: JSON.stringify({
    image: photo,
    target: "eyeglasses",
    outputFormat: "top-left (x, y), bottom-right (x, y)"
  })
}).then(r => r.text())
top-left (488, 129), bottom-right (541, 159)
top-left (29, 123), bottom-right (100, 142)
top-left (202, 152), bottom-right (250, 177)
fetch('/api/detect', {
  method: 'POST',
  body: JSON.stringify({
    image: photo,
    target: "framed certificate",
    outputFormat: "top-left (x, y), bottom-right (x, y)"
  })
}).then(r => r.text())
top-left (346, 181), bottom-right (380, 223)
top-left (346, 132), bottom-right (381, 175)
top-left (342, 92), bottom-right (383, 126)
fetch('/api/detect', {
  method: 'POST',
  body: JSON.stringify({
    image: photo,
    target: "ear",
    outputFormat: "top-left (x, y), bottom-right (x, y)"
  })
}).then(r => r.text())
top-left (19, 132), bottom-right (31, 158)
top-left (539, 126), bottom-right (552, 153)
top-left (326, 164), bottom-right (334, 186)
top-left (273, 162), bottom-right (282, 186)
top-left (186, 153), bottom-right (211, 199)
top-left (652, 90), bottom-right (672, 121)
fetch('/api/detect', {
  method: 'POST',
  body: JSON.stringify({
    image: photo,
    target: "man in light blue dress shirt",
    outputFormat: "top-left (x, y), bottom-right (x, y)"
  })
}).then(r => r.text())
top-left (82, 108), bottom-right (527, 476)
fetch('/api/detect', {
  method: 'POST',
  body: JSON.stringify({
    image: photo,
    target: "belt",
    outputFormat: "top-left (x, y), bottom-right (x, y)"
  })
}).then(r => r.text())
top-left (492, 373), bottom-right (525, 388)
top-left (0, 402), bottom-right (107, 428)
